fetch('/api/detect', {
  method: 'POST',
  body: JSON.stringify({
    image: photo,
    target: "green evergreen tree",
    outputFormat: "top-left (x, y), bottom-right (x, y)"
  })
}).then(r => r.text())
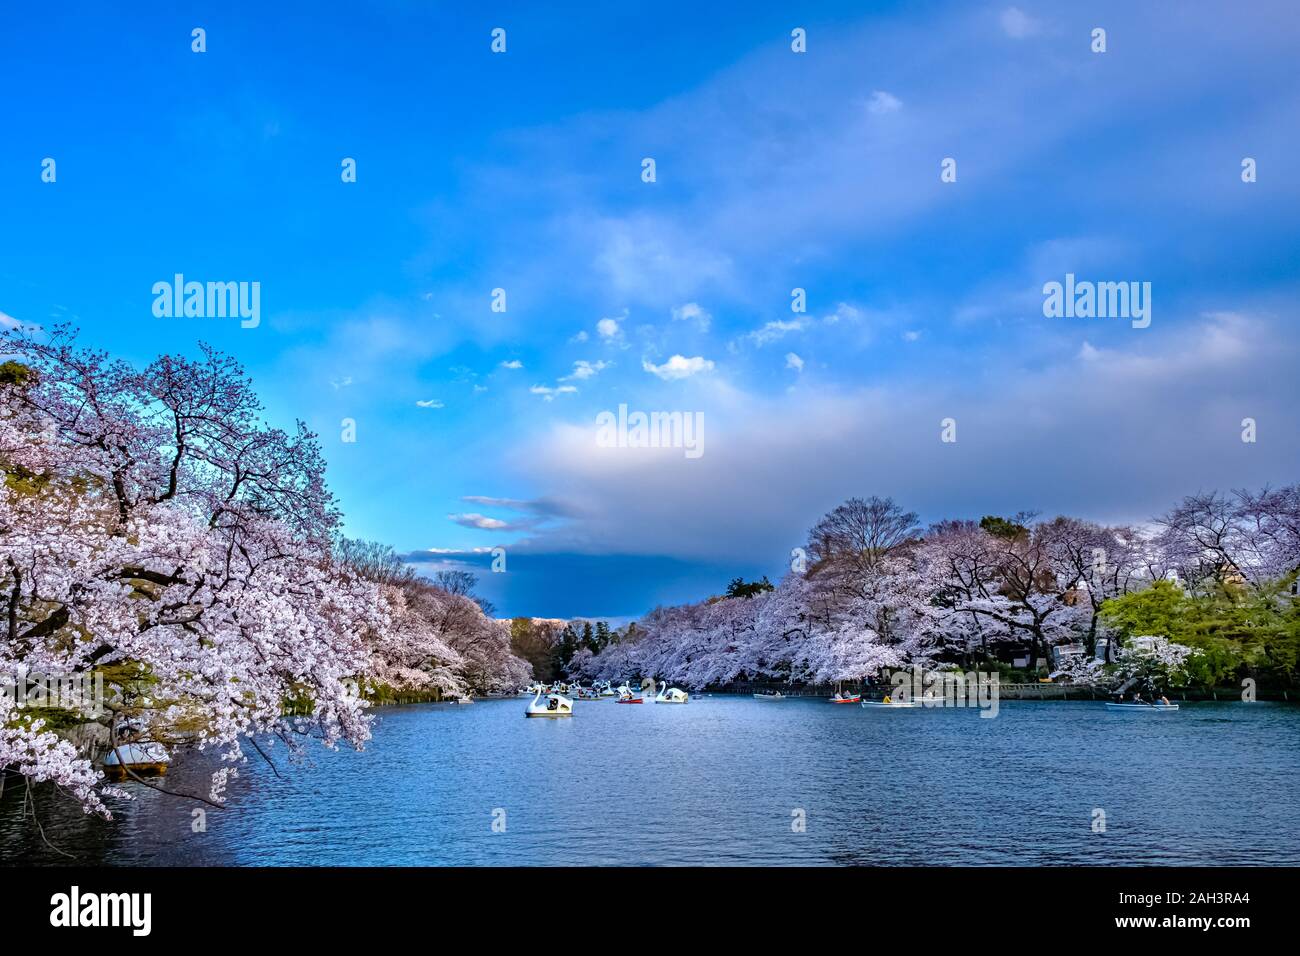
top-left (726, 576), bottom-right (775, 599)
top-left (557, 624), bottom-right (579, 668)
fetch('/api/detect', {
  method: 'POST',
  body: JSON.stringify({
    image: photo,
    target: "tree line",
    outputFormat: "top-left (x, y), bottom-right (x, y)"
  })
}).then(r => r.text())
top-left (570, 491), bottom-right (1300, 692)
top-left (509, 618), bottom-right (619, 683)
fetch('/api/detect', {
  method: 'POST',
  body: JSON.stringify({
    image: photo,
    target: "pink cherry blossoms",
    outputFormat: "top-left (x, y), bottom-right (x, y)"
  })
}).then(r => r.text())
top-left (1, 327), bottom-right (528, 815)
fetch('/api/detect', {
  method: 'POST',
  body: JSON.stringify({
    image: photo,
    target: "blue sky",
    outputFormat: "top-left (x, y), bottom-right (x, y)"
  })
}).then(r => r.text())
top-left (2, 1), bottom-right (1297, 619)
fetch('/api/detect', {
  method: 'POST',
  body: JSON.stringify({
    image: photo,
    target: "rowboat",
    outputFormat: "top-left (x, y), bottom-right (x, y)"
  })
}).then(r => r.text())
top-left (829, 681), bottom-right (860, 704)
top-left (103, 742), bottom-right (170, 780)
top-left (1104, 702), bottom-right (1179, 711)
top-left (615, 696), bottom-right (643, 704)
top-left (860, 699), bottom-right (919, 708)
top-left (753, 692), bottom-right (785, 701)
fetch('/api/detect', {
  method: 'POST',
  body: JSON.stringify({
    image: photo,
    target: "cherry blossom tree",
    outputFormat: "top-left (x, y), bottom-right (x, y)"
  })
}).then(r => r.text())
top-left (1, 327), bottom-right (528, 815)
top-left (335, 539), bottom-right (530, 697)
top-left (1159, 486), bottom-right (1300, 590)
top-left (1, 327), bottom-right (382, 811)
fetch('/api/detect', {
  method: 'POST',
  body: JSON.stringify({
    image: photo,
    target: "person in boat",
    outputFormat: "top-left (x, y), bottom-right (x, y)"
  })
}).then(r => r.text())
top-left (1159, 695), bottom-right (1171, 706)
top-left (882, 694), bottom-right (892, 704)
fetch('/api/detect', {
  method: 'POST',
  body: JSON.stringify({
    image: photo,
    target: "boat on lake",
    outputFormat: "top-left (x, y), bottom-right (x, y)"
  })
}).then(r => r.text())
top-left (753, 691), bottom-right (785, 701)
top-left (860, 699), bottom-right (919, 709)
top-left (655, 681), bottom-right (689, 703)
top-left (525, 689), bottom-right (574, 717)
top-left (1105, 702), bottom-right (1180, 711)
top-left (103, 720), bottom-right (170, 780)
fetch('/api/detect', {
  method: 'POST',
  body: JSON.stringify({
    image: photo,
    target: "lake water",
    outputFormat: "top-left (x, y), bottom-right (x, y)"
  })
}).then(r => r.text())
top-left (3, 697), bottom-right (1298, 866)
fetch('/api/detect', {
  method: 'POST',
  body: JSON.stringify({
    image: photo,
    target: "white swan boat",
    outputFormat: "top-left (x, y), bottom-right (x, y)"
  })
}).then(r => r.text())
top-left (655, 681), bottom-right (689, 703)
top-left (525, 689), bottom-right (574, 717)
top-left (1105, 702), bottom-right (1180, 711)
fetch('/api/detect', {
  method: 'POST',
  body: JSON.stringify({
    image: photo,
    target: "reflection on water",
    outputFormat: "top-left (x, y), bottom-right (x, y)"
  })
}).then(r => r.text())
top-left (3, 698), bottom-right (1298, 866)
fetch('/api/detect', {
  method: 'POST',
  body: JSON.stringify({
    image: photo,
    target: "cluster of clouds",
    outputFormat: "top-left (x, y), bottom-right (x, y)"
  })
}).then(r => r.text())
top-left (277, 1), bottom-right (1299, 615)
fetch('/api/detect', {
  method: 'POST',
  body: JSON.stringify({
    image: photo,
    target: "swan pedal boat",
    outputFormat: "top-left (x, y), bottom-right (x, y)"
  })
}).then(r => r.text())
top-left (860, 699), bottom-right (920, 708)
top-left (1105, 702), bottom-right (1180, 711)
top-left (655, 681), bottom-right (689, 703)
top-left (525, 690), bottom-right (574, 717)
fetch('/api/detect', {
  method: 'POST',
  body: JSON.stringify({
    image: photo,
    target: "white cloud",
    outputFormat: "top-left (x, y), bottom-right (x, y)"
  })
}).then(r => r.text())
top-left (590, 216), bottom-right (733, 304)
top-left (570, 330), bottom-right (589, 343)
top-left (785, 352), bottom-right (805, 372)
top-left (597, 317), bottom-right (622, 339)
top-left (1000, 7), bottom-right (1039, 39)
top-left (531, 384), bottom-right (579, 401)
top-left (447, 513), bottom-right (509, 530)
top-left (500, 359), bottom-right (523, 369)
top-left (416, 399), bottom-right (445, 409)
top-left (562, 360), bottom-right (610, 381)
top-left (329, 375), bottom-right (353, 390)
top-left (1071, 311), bottom-right (1253, 379)
top-left (461, 495), bottom-right (566, 515)
top-left (867, 90), bottom-right (902, 114)
top-left (744, 319), bottom-right (804, 346)
top-left (642, 354), bottom-right (715, 380)
top-left (672, 302), bottom-right (712, 331)
top-left (824, 303), bottom-right (862, 324)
